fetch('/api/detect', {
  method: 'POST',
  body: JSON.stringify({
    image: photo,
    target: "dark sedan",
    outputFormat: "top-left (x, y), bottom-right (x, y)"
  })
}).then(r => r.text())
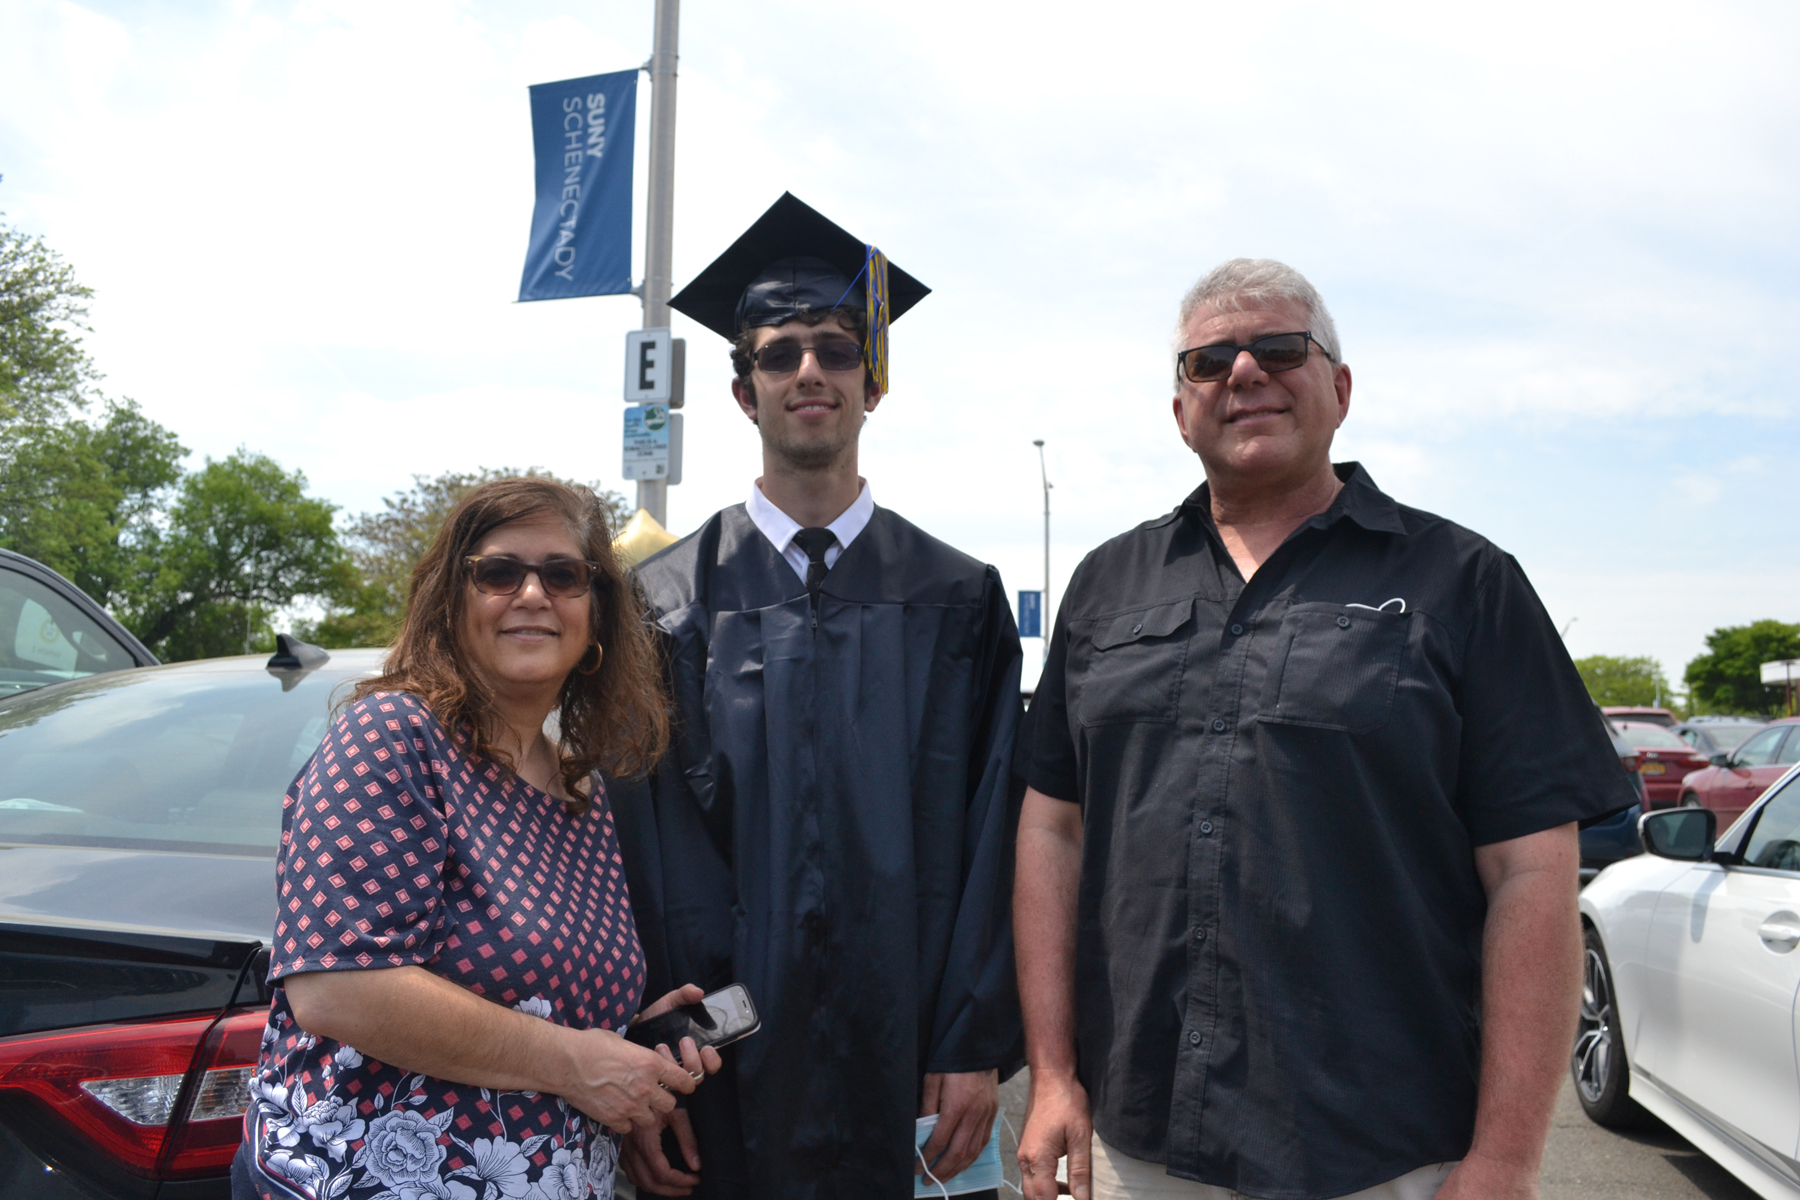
top-left (0, 644), bottom-right (380, 1199)
top-left (0, 548), bottom-right (156, 699)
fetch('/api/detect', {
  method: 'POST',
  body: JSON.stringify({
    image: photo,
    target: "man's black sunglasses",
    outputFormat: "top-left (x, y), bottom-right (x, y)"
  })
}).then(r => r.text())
top-left (464, 555), bottom-right (601, 599)
top-left (1175, 332), bottom-right (1333, 384)
top-left (751, 339), bottom-right (865, 375)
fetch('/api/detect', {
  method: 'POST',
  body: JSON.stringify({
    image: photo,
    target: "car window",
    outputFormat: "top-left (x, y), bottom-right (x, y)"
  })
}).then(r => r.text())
top-left (0, 665), bottom-right (359, 855)
top-left (1778, 729), bottom-right (1800, 766)
top-left (1734, 727), bottom-right (1787, 767)
top-left (1617, 724), bottom-right (1688, 749)
top-left (1743, 775), bottom-right (1800, 872)
top-left (1700, 724), bottom-right (1763, 754)
top-left (0, 566), bottom-right (137, 698)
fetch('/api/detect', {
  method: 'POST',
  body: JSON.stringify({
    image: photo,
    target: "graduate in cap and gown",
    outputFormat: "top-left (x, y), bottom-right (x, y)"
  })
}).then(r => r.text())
top-left (610, 193), bottom-right (1025, 1199)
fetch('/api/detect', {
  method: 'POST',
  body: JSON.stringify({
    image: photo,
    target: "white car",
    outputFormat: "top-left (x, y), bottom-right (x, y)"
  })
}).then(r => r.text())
top-left (1577, 760), bottom-right (1800, 1199)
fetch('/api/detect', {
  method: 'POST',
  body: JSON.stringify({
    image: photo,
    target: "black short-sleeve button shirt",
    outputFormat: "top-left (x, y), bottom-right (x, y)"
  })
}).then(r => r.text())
top-left (1027, 464), bottom-right (1632, 1200)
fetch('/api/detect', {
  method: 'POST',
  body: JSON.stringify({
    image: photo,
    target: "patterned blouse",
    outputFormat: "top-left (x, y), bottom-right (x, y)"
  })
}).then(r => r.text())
top-left (243, 693), bottom-right (646, 1200)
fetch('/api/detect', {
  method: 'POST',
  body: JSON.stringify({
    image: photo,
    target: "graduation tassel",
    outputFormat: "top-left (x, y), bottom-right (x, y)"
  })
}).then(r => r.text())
top-left (864, 245), bottom-right (890, 394)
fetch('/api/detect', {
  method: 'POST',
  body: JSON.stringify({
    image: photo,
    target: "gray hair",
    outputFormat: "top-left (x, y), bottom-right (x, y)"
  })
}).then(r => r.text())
top-left (1171, 258), bottom-right (1342, 366)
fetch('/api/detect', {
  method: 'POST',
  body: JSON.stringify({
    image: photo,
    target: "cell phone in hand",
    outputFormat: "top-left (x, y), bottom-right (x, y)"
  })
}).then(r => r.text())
top-left (625, 983), bottom-right (760, 1053)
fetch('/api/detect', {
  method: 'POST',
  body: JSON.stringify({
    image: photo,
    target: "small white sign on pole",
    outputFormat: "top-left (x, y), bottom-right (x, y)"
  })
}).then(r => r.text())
top-left (623, 328), bottom-right (685, 407)
top-left (623, 405), bottom-right (682, 483)
top-left (1761, 659), bottom-right (1800, 686)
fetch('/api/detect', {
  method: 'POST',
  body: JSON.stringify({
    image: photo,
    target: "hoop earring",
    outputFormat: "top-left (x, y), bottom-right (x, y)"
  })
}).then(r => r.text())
top-left (576, 643), bottom-right (604, 676)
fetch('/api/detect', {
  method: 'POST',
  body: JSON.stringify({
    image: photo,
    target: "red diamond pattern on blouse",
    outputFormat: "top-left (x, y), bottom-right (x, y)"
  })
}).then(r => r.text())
top-left (253, 692), bottom-right (645, 1197)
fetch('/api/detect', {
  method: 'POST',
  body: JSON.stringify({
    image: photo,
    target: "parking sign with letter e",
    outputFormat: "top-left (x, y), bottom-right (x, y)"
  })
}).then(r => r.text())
top-left (624, 329), bottom-right (685, 408)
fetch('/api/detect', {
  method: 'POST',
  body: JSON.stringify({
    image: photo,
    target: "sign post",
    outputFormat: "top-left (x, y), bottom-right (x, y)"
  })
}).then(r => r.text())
top-left (635, 0), bottom-right (681, 526)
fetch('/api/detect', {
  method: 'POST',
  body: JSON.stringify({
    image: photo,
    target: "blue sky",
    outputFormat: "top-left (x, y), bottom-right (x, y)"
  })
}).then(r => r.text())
top-left (2, 0), bottom-right (1796, 688)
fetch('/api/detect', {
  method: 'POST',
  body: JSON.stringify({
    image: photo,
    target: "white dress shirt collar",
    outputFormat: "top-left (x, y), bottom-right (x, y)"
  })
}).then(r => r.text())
top-left (746, 480), bottom-right (875, 583)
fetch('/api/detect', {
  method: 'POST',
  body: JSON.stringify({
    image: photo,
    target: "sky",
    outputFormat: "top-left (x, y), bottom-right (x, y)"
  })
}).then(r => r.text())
top-left (2, 0), bottom-right (1797, 690)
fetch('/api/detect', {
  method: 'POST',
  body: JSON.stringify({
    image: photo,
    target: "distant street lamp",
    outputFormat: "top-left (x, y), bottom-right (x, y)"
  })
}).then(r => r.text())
top-left (1034, 439), bottom-right (1051, 665)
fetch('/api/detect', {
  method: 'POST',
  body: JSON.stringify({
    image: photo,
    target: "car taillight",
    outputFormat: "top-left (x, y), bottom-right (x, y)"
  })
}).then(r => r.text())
top-left (1620, 753), bottom-right (1641, 773)
top-left (160, 1009), bottom-right (267, 1178)
top-left (0, 1007), bottom-right (265, 1179)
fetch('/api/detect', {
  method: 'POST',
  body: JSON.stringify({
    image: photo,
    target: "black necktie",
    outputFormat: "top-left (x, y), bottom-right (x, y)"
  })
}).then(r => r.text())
top-left (792, 527), bottom-right (835, 596)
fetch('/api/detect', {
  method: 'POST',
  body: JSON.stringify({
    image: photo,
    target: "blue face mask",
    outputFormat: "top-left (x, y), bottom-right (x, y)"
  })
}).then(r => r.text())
top-left (914, 1113), bottom-right (1006, 1198)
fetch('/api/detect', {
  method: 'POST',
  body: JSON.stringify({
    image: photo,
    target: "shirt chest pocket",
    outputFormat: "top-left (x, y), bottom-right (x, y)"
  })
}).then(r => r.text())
top-left (1069, 599), bottom-right (1194, 727)
top-left (1260, 604), bottom-right (1408, 734)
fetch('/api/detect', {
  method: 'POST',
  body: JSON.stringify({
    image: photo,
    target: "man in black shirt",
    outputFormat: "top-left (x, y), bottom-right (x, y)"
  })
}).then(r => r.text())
top-left (1015, 259), bottom-right (1633, 1200)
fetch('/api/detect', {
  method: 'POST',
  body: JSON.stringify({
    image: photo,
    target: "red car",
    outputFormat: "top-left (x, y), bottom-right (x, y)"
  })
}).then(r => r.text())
top-left (1611, 721), bottom-right (1710, 808)
top-left (1676, 715), bottom-right (1800, 828)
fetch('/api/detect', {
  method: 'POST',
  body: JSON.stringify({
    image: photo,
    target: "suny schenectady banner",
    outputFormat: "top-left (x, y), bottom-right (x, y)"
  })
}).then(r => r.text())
top-left (518, 69), bottom-right (637, 302)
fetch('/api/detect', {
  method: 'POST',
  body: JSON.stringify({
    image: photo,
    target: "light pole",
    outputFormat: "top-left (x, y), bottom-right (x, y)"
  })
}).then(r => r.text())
top-left (1034, 439), bottom-right (1051, 664)
top-left (637, 0), bottom-right (679, 525)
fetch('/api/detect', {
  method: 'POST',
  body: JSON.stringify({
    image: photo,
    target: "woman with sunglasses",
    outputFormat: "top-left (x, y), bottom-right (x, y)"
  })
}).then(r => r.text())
top-left (236, 476), bottom-right (720, 1200)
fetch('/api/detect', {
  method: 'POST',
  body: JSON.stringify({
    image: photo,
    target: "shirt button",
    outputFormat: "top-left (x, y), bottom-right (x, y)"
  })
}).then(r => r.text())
top-left (1199, 820), bottom-right (1214, 835)
top-left (1211, 718), bottom-right (1227, 732)
top-left (1187, 1030), bottom-right (1201, 1046)
top-left (1193, 928), bottom-right (1207, 942)
top-left (1132, 623), bottom-right (1143, 635)
top-left (1229, 623), bottom-right (1244, 636)
top-left (1336, 615), bottom-right (1351, 628)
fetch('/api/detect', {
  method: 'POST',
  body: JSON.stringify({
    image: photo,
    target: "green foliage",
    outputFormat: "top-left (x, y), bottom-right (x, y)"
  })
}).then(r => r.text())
top-left (0, 216), bottom-right (97, 426)
top-left (302, 468), bottom-right (631, 649)
top-left (121, 451), bottom-right (345, 661)
top-left (1684, 620), bottom-right (1800, 716)
top-left (0, 400), bottom-right (186, 604)
top-left (1573, 655), bottom-right (1674, 711)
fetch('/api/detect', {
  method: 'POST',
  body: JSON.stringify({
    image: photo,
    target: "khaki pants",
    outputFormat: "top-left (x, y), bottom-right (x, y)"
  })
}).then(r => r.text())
top-left (1090, 1136), bottom-right (1457, 1200)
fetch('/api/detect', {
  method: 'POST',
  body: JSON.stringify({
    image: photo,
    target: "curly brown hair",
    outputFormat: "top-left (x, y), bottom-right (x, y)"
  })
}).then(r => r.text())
top-left (350, 476), bottom-right (669, 816)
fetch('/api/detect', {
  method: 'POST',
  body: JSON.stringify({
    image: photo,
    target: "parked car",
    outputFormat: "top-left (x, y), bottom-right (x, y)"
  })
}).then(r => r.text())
top-left (0, 548), bottom-right (156, 698)
top-left (1601, 705), bottom-right (1677, 728)
top-left (1677, 716), bottom-right (1800, 829)
top-left (1673, 717), bottom-right (1768, 759)
top-left (1612, 721), bottom-right (1711, 809)
top-left (0, 641), bottom-right (379, 1199)
top-left (1579, 712), bottom-right (1649, 884)
top-left (1575, 762), bottom-right (1800, 1198)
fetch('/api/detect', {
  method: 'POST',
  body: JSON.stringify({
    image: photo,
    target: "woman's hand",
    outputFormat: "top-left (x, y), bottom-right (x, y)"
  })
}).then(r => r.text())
top-left (556, 1026), bottom-right (701, 1133)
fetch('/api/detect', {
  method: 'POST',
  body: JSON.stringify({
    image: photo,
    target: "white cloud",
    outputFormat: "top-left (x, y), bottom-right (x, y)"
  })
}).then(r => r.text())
top-left (2, 0), bottom-right (1796, 669)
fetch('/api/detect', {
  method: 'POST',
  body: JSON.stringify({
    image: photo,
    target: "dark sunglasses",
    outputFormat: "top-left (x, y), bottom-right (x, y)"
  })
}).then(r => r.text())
top-left (463, 555), bottom-right (601, 599)
top-left (1175, 331), bottom-right (1332, 383)
top-left (751, 339), bottom-right (865, 374)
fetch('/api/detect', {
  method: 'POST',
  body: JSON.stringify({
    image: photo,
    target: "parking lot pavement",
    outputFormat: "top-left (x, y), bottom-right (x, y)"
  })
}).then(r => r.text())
top-left (1540, 1076), bottom-right (1758, 1200)
top-left (999, 1071), bottom-right (1760, 1200)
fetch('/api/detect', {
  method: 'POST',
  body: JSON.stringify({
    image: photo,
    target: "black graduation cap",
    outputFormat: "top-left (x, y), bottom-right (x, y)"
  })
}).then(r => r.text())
top-left (669, 193), bottom-right (929, 392)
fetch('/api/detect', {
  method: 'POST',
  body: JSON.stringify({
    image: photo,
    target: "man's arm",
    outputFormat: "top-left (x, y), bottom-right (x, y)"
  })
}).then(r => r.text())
top-left (1437, 822), bottom-right (1581, 1200)
top-left (1015, 786), bottom-right (1091, 1200)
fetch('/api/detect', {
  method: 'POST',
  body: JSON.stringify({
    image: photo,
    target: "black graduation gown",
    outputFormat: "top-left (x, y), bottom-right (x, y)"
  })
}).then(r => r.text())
top-left (610, 502), bottom-right (1025, 1199)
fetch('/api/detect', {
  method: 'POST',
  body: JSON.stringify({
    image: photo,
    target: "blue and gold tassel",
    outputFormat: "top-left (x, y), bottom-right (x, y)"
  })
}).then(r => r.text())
top-left (864, 245), bottom-right (890, 393)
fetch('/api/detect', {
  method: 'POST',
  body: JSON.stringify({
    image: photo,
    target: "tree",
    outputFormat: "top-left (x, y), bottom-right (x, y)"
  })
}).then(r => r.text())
top-left (122, 451), bottom-right (345, 660)
top-left (303, 468), bottom-right (631, 648)
top-left (1684, 620), bottom-right (1800, 716)
top-left (1574, 655), bottom-right (1673, 710)
top-left (0, 400), bottom-right (185, 604)
top-left (0, 216), bottom-right (98, 426)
